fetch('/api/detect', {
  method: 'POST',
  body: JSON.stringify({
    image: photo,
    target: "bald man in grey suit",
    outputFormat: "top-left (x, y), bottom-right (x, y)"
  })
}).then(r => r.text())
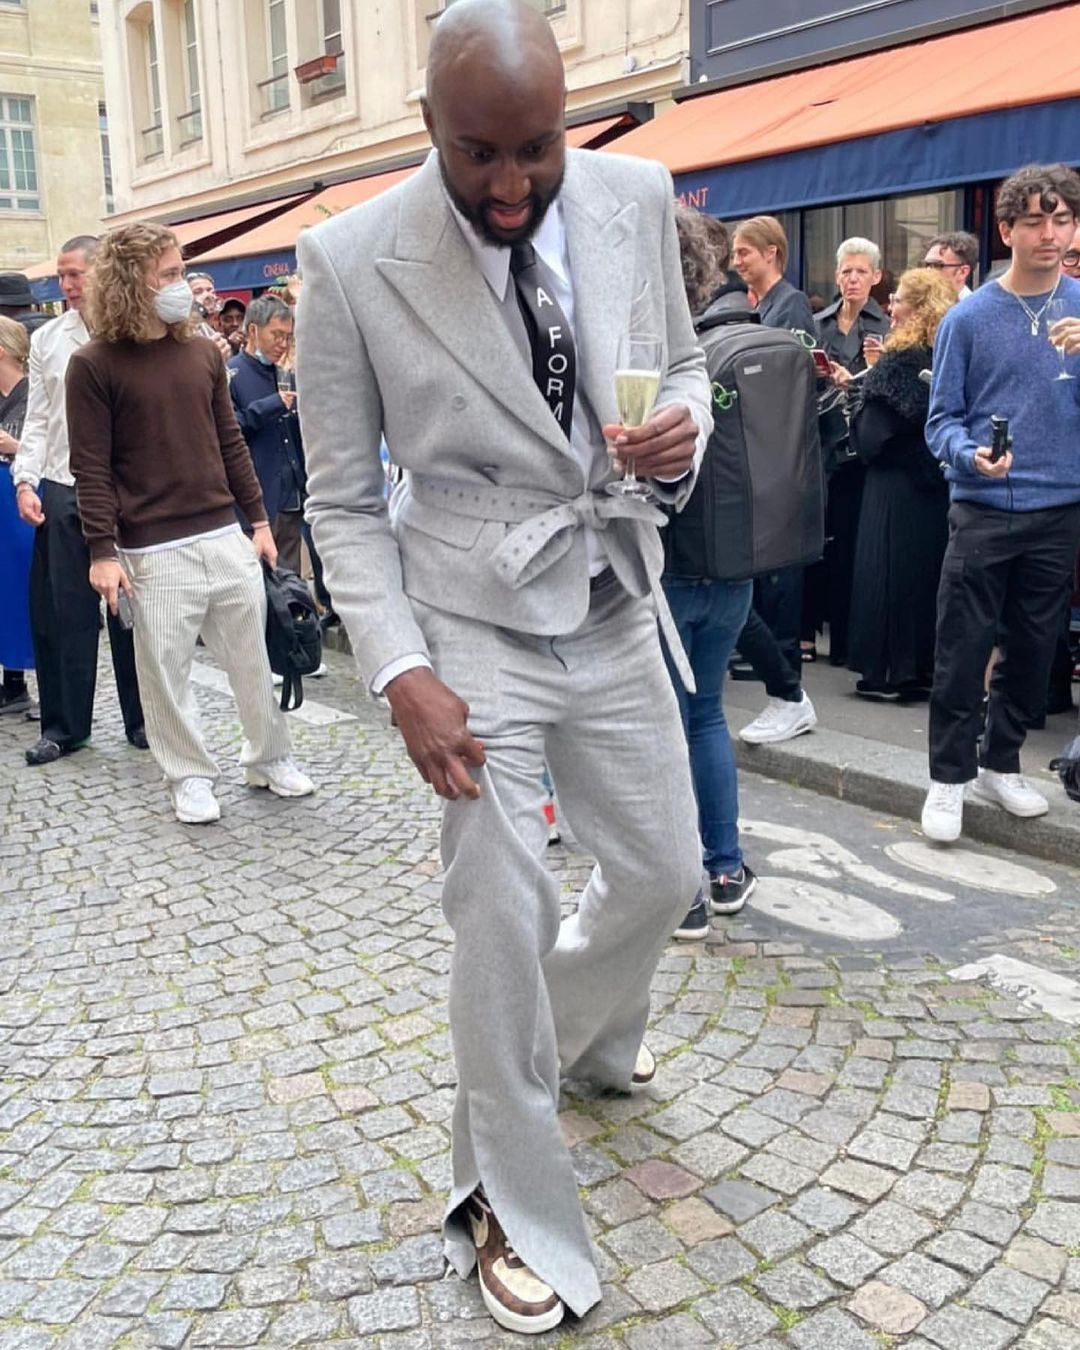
top-left (295, 0), bottom-right (711, 1334)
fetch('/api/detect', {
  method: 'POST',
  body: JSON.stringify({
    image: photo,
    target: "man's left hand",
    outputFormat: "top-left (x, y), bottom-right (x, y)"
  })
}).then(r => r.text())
top-left (602, 403), bottom-right (698, 480)
top-left (1050, 317), bottom-right (1080, 357)
top-left (252, 523), bottom-right (278, 568)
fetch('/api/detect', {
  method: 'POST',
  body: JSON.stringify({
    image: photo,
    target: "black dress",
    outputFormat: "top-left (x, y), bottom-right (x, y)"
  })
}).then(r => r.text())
top-left (846, 345), bottom-right (948, 693)
top-left (806, 298), bottom-right (891, 664)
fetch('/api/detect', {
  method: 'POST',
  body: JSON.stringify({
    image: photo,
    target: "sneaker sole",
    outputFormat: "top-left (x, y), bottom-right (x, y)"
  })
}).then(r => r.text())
top-left (673, 924), bottom-right (710, 942)
top-left (920, 813), bottom-right (961, 843)
top-left (709, 872), bottom-right (757, 915)
top-left (739, 715), bottom-right (817, 745)
top-left (476, 1271), bottom-right (564, 1336)
top-left (969, 782), bottom-right (1049, 818)
top-left (244, 771), bottom-right (315, 798)
top-left (174, 806), bottom-right (221, 825)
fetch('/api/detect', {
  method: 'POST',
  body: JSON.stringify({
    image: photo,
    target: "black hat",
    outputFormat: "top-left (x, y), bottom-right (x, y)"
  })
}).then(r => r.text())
top-left (220, 297), bottom-right (245, 313)
top-left (0, 273), bottom-right (35, 309)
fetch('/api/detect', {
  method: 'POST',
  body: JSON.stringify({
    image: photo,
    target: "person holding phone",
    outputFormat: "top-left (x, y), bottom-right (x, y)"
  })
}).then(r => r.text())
top-left (921, 163), bottom-right (1080, 842)
top-left (65, 222), bottom-right (314, 826)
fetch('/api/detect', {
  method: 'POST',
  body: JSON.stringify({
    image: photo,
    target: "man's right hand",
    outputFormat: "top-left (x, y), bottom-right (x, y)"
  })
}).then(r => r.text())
top-left (89, 558), bottom-right (133, 615)
top-left (279, 390), bottom-right (296, 412)
top-left (384, 666), bottom-right (485, 800)
top-left (973, 446), bottom-right (1014, 479)
top-left (16, 485), bottom-right (44, 526)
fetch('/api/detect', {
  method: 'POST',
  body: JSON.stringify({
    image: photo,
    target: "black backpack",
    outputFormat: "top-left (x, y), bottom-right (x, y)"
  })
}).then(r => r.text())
top-left (664, 323), bottom-right (824, 582)
top-left (263, 563), bottom-right (322, 711)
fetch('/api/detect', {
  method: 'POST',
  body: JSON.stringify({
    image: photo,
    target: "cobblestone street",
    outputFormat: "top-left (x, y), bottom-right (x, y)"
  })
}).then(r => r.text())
top-left (2, 651), bottom-right (1080, 1349)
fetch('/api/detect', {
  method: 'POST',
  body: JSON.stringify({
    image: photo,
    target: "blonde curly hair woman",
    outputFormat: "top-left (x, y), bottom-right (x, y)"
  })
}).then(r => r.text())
top-left (846, 266), bottom-right (957, 700)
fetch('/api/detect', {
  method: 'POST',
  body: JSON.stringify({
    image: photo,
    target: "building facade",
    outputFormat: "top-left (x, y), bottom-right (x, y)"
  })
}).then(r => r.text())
top-left (0, 0), bottom-right (109, 271)
top-left (98, 0), bottom-right (692, 226)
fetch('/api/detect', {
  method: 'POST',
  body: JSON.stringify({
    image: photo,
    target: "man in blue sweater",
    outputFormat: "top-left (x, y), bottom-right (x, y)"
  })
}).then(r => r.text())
top-left (922, 163), bottom-right (1080, 843)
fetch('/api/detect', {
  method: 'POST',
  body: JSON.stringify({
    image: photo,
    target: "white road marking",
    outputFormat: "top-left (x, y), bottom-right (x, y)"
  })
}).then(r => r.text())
top-left (751, 876), bottom-right (903, 942)
top-left (742, 819), bottom-right (953, 903)
top-left (190, 663), bottom-right (357, 727)
top-left (765, 848), bottom-right (840, 880)
top-left (949, 954), bottom-right (1080, 1025)
top-left (886, 842), bottom-right (1056, 898)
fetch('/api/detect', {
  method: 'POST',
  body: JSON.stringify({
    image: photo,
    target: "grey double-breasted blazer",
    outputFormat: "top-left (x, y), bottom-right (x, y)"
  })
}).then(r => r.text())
top-left (295, 148), bottom-right (712, 688)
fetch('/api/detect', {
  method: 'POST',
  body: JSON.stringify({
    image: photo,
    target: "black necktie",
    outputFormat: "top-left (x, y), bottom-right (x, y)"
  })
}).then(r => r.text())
top-left (510, 241), bottom-right (577, 441)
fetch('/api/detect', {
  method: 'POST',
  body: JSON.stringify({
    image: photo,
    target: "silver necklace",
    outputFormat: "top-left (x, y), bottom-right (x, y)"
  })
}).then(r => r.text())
top-left (999, 274), bottom-right (1061, 336)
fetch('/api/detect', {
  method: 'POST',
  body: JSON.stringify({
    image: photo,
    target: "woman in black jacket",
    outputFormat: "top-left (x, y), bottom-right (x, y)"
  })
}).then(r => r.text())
top-left (847, 267), bottom-right (957, 699)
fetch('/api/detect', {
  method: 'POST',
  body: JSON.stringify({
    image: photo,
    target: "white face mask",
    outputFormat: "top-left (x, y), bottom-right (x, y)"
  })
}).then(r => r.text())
top-left (153, 280), bottom-right (195, 325)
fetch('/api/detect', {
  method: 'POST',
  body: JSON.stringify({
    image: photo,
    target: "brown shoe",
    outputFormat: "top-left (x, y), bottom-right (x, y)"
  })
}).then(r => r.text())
top-left (466, 1190), bottom-right (564, 1335)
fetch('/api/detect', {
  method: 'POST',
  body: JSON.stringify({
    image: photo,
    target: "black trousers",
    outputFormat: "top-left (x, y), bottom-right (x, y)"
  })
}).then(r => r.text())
top-left (929, 499), bottom-right (1080, 783)
top-left (29, 480), bottom-right (143, 748)
top-left (736, 567), bottom-right (804, 702)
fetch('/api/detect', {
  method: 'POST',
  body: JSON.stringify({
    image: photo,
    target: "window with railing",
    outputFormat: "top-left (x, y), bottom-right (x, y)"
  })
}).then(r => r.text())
top-left (178, 0), bottom-right (202, 144)
top-left (98, 99), bottom-right (114, 213)
top-left (141, 18), bottom-right (163, 158)
top-left (296, 0), bottom-right (345, 103)
top-left (260, 0), bottom-right (290, 116)
top-left (0, 95), bottom-right (39, 211)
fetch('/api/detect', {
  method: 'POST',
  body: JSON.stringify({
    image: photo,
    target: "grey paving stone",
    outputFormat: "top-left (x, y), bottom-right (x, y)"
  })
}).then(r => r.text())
top-left (890, 1169), bottom-right (967, 1219)
top-left (307, 1255), bottom-right (374, 1301)
top-left (787, 1308), bottom-right (878, 1349)
top-left (623, 1312), bottom-right (714, 1349)
top-left (819, 1160), bottom-right (896, 1203)
top-left (788, 1186), bottom-right (862, 1234)
top-left (880, 1252), bottom-right (967, 1309)
top-left (968, 1264), bottom-right (1052, 1323)
top-left (235, 1265), bottom-right (302, 1306)
top-left (971, 1164), bottom-right (1034, 1209)
top-left (1027, 1202), bottom-right (1080, 1248)
top-left (99, 1274), bottom-right (166, 1317)
top-left (808, 1234), bottom-right (886, 1288)
top-left (923, 1231), bottom-right (1000, 1276)
top-left (624, 1258), bottom-right (706, 1312)
top-left (322, 1210), bottom-right (384, 1249)
top-left (159, 1273), bottom-right (230, 1311)
top-left (754, 1258), bottom-right (838, 1309)
top-left (850, 1201), bottom-right (935, 1256)
top-left (685, 1236), bottom-right (758, 1285)
top-left (369, 1233), bottom-right (445, 1286)
top-left (602, 1217), bottom-right (682, 1266)
top-left (347, 1287), bottom-right (422, 1335)
top-left (918, 1303), bottom-right (1019, 1350)
top-left (22, 1278), bottom-right (97, 1325)
top-left (955, 1200), bottom-right (1023, 1245)
top-left (738, 1209), bottom-right (812, 1259)
top-left (697, 1286), bottom-right (778, 1345)
top-left (702, 1179), bottom-right (779, 1223)
top-left (189, 1309), bottom-right (273, 1346)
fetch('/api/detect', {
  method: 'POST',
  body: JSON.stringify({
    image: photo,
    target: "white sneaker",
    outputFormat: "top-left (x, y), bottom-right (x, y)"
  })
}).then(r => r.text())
top-left (921, 780), bottom-right (966, 842)
top-left (245, 757), bottom-right (314, 798)
top-left (309, 662), bottom-right (328, 679)
top-left (739, 692), bottom-right (817, 744)
top-left (271, 672), bottom-right (284, 686)
top-left (971, 769), bottom-right (1049, 819)
top-left (171, 777), bottom-right (221, 825)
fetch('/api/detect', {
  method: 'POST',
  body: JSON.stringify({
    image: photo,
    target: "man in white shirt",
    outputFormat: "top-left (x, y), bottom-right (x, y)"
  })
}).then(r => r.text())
top-left (296, 0), bottom-right (710, 1335)
top-left (12, 235), bottom-right (144, 765)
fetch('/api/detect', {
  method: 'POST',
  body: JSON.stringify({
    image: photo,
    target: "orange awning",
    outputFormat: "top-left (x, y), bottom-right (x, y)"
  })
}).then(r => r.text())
top-left (190, 168), bottom-right (417, 262)
top-left (565, 113), bottom-right (636, 150)
top-left (170, 194), bottom-right (312, 254)
top-left (607, 5), bottom-right (1080, 175)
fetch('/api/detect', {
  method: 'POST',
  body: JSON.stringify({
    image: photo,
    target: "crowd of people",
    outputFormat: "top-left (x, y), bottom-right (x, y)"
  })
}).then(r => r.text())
top-left (1, 0), bottom-right (1080, 1337)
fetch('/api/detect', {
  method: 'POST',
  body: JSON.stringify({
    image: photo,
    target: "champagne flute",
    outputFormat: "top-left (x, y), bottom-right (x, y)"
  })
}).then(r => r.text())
top-left (1047, 299), bottom-right (1075, 381)
top-left (276, 367), bottom-right (296, 409)
top-left (608, 333), bottom-right (663, 499)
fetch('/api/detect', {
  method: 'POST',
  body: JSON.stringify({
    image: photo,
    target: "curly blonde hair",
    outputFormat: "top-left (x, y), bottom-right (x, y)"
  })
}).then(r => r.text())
top-left (674, 205), bottom-right (724, 315)
top-left (885, 267), bottom-right (957, 351)
top-left (85, 222), bottom-right (193, 344)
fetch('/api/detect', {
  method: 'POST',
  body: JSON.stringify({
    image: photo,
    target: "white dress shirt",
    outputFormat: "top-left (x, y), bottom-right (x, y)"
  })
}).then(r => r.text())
top-left (12, 309), bottom-right (88, 490)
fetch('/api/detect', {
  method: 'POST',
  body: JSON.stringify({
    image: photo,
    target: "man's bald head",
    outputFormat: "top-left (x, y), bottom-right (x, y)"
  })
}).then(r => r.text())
top-left (422, 0), bottom-right (567, 247)
top-left (426, 0), bottom-right (563, 113)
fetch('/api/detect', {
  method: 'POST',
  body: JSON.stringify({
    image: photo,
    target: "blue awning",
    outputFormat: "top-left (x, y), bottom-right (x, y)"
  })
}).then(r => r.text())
top-left (673, 97), bottom-right (1080, 218)
top-left (199, 250), bottom-right (297, 291)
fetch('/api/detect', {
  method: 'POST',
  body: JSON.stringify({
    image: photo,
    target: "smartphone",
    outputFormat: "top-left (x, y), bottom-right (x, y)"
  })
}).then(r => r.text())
top-left (811, 348), bottom-right (833, 379)
top-left (989, 415), bottom-right (1012, 464)
top-left (116, 591), bottom-right (135, 631)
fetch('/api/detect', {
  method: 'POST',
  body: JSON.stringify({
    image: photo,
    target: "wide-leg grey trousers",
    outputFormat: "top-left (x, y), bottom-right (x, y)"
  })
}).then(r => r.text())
top-left (413, 576), bottom-right (701, 1318)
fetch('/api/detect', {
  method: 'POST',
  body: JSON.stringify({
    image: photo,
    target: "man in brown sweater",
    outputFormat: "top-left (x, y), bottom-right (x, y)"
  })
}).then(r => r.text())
top-left (66, 221), bottom-right (314, 824)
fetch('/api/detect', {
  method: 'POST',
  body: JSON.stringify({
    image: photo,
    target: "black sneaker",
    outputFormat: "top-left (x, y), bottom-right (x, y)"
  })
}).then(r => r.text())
top-left (709, 865), bottom-right (757, 915)
top-left (673, 892), bottom-right (709, 941)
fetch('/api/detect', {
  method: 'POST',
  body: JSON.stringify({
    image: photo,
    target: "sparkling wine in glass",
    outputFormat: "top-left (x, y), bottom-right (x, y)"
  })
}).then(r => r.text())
top-left (608, 334), bottom-right (663, 499)
top-left (1047, 299), bottom-right (1075, 381)
top-left (277, 368), bottom-right (296, 408)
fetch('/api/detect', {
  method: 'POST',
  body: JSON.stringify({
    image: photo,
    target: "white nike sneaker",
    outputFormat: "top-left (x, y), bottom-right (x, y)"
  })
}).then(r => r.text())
top-left (971, 769), bottom-right (1049, 819)
top-left (921, 780), bottom-right (966, 843)
top-left (245, 758), bottom-right (315, 798)
top-left (739, 692), bottom-right (817, 744)
top-left (171, 777), bottom-right (221, 825)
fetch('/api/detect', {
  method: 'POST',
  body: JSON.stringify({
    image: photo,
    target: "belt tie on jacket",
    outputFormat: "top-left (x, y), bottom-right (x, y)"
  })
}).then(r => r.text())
top-left (408, 475), bottom-right (695, 692)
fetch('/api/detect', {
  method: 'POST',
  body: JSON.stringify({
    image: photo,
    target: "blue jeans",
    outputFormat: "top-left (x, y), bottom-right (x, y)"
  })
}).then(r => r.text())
top-left (662, 577), bottom-right (753, 877)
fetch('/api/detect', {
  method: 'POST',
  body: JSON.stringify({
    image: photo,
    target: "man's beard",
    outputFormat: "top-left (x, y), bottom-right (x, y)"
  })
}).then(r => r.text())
top-left (438, 157), bottom-right (564, 248)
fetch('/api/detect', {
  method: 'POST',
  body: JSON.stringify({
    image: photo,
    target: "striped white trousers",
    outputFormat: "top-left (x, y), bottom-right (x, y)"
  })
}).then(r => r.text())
top-left (120, 528), bottom-right (293, 783)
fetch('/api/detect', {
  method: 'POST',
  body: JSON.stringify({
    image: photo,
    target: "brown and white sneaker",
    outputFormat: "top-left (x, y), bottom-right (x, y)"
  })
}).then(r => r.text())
top-left (631, 1042), bottom-right (656, 1088)
top-left (465, 1189), bottom-right (564, 1335)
